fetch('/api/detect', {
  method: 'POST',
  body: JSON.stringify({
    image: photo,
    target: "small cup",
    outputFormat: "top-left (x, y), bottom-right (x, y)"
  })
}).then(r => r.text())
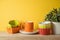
top-left (21, 21), bottom-right (34, 32)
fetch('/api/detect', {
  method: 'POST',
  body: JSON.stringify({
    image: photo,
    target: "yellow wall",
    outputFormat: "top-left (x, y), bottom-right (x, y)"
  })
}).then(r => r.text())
top-left (0, 0), bottom-right (60, 32)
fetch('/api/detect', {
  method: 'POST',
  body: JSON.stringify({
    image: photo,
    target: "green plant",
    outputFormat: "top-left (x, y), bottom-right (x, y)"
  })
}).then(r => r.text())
top-left (45, 8), bottom-right (60, 22)
top-left (9, 20), bottom-right (19, 28)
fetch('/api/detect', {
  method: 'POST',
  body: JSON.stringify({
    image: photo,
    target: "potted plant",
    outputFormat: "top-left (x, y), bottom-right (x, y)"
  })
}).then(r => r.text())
top-left (7, 20), bottom-right (20, 34)
top-left (45, 8), bottom-right (60, 34)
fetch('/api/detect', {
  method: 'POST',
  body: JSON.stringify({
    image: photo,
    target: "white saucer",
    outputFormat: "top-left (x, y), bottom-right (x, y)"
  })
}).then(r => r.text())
top-left (20, 30), bottom-right (38, 35)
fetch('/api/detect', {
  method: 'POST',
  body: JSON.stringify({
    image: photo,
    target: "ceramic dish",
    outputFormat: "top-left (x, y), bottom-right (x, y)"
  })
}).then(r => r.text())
top-left (20, 30), bottom-right (38, 35)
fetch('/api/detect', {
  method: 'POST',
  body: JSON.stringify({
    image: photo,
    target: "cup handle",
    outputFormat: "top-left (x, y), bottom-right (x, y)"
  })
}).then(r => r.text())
top-left (21, 22), bottom-right (25, 31)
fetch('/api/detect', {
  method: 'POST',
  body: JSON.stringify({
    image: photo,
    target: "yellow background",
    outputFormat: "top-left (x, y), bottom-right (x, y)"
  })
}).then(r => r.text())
top-left (0, 0), bottom-right (60, 32)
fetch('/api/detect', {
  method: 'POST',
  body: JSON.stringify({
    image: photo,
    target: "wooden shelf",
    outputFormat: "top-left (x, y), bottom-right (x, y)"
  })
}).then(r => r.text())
top-left (0, 32), bottom-right (60, 40)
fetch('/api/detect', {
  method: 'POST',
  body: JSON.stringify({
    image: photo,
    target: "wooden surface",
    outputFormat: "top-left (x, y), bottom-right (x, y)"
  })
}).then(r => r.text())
top-left (0, 32), bottom-right (60, 40)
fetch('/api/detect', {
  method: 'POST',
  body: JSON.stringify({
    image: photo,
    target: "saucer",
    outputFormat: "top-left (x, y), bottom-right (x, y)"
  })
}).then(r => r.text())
top-left (20, 30), bottom-right (38, 35)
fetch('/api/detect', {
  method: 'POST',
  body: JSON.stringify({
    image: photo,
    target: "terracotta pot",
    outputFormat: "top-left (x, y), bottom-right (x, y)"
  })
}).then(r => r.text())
top-left (7, 26), bottom-right (20, 34)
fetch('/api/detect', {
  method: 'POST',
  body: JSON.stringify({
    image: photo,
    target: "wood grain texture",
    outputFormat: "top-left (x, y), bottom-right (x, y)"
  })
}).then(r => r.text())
top-left (0, 32), bottom-right (60, 40)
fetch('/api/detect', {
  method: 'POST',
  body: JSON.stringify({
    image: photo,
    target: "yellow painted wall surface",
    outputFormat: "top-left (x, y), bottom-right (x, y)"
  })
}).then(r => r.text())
top-left (0, 0), bottom-right (60, 31)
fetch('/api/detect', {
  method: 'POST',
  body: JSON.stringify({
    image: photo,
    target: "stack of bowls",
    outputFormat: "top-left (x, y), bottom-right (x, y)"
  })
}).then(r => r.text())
top-left (38, 21), bottom-right (52, 35)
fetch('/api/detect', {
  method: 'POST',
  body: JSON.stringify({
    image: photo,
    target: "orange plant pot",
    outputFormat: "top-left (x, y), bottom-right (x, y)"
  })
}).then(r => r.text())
top-left (7, 27), bottom-right (20, 34)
